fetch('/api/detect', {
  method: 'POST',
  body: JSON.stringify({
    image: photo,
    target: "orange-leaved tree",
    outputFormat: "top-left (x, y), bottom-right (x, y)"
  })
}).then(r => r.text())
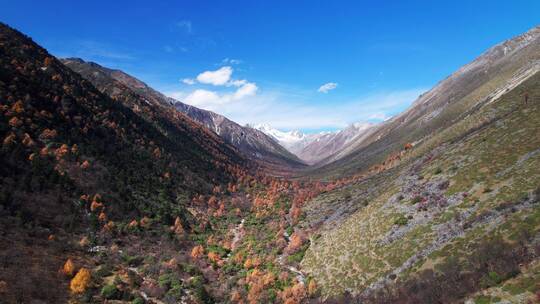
top-left (70, 268), bottom-right (91, 294)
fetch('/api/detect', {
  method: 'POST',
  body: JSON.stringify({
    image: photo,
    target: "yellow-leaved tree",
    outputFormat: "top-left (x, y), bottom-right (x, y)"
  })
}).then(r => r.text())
top-left (70, 268), bottom-right (91, 294)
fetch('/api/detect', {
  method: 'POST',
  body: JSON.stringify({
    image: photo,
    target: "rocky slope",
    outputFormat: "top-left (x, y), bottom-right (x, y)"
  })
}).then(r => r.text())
top-left (309, 25), bottom-right (540, 179)
top-left (2, 20), bottom-right (540, 304)
top-left (255, 123), bottom-right (375, 165)
top-left (297, 26), bottom-right (540, 302)
top-left (297, 122), bottom-right (375, 165)
top-left (173, 103), bottom-right (306, 174)
top-left (61, 57), bottom-right (305, 173)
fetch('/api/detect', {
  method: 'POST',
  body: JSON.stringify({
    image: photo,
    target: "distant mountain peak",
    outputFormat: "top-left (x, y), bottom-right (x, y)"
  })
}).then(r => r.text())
top-left (255, 122), bottom-right (376, 164)
top-left (253, 124), bottom-right (308, 148)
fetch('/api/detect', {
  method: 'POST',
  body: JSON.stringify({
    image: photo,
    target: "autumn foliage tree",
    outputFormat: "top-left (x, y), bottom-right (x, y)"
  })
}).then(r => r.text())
top-left (191, 245), bottom-right (204, 259)
top-left (285, 232), bottom-right (305, 254)
top-left (62, 258), bottom-right (75, 277)
top-left (279, 281), bottom-right (307, 304)
top-left (70, 268), bottom-right (91, 294)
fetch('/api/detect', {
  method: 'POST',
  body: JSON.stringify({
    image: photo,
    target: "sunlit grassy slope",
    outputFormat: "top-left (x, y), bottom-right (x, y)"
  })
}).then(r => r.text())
top-left (301, 71), bottom-right (540, 300)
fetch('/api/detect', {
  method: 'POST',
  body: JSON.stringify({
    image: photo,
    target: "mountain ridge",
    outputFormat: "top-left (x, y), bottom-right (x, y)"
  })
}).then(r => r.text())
top-left (255, 122), bottom-right (375, 165)
top-left (60, 58), bottom-right (306, 175)
top-left (1, 20), bottom-right (540, 304)
top-left (0, 22), bottom-right (248, 302)
top-left (307, 24), bottom-right (540, 179)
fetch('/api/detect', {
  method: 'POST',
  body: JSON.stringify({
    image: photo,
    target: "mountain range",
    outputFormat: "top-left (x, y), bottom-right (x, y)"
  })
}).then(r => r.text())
top-left (60, 58), bottom-right (306, 175)
top-left (254, 123), bottom-right (375, 165)
top-left (1, 21), bottom-right (539, 304)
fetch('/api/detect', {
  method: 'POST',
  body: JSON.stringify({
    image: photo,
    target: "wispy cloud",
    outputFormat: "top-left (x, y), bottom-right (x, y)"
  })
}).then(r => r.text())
top-left (318, 82), bottom-right (338, 93)
top-left (55, 40), bottom-right (135, 61)
top-left (221, 58), bottom-right (242, 65)
top-left (182, 78), bottom-right (196, 85)
top-left (167, 85), bottom-right (425, 130)
top-left (175, 20), bottom-right (192, 34)
top-left (164, 45), bottom-right (174, 53)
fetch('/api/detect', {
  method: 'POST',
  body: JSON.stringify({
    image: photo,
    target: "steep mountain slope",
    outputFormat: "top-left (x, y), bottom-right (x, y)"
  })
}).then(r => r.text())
top-left (0, 23), bottom-right (246, 303)
top-left (0, 24), bottom-right (329, 304)
top-left (309, 25), bottom-right (540, 179)
top-left (296, 27), bottom-right (540, 302)
top-left (255, 123), bottom-right (375, 165)
top-left (174, 103), bottom-right (306, 173)
top-left (2, 20), bottom-right (539, 304)
top-left (60, 58), bottom-right (305, 174)
top-left (296, 123), bottom-right (374, 165)
top-left (254, 123), bottom-right (316, 152)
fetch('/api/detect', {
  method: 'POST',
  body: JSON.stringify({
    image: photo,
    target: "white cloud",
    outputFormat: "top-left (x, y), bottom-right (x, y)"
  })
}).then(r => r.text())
top-left (167, 86), bottom-right (426, 130)
top-left (169, 67), bottom-right (425, 131)
top-left (177, 82), bottom-right (258, 107)
top-left (227, 79), bottom-right (248, 87)
top-left (318, 82), bottom-right (338, 93)
top-left (233, 83), bottom-right (258, 99)
top-left (196, 66), bottom-right (233, 86)
top-left (175, 66), bottom-right (257, 107)
top-left (184, 89), bottom-right (221, 106)
top-left (182, 78), bottom-right (196, 85)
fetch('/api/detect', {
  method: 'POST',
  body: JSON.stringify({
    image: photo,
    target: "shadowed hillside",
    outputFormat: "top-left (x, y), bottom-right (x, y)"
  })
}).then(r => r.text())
top-left (1, 19), bottom-right (539, 304)
top-left (0, 22), bottom-right (246, 302)
top-left (60, 58), bottom-right (306, 175)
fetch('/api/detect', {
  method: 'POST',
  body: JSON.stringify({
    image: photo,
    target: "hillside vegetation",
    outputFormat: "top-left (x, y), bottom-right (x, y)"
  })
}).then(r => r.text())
top-left (301, 70), bottom-right (540, 303)
top-left (0, 21), bottom-right (539, 304)
top-left (0, 22), bottom-right (245, 302)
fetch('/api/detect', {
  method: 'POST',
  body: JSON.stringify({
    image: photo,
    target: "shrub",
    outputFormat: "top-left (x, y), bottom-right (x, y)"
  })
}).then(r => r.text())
top-left (191, 245), bottom-right (205, 259)
top-left (411, 196), bottom-right (422, 204)
top-left (190, 276), bottom-right (213, 303)
top-left (131, 297), bottom-right (145, 304)
top-left (121, 253), bottom-right (143, 266)
top-left (394, 215), bottom-right (409, 226)
top-left (101, 284), bottom-right (119, 299)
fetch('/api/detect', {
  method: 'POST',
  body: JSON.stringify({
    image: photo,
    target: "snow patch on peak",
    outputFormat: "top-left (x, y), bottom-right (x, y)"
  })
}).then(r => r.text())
top-left (253, 124), bottom-right (308, 149)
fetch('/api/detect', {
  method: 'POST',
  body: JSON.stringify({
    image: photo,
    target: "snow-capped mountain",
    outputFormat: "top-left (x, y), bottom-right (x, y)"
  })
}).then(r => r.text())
top-left (254, 122), bottom-right (376, 165)
top-left (253, 124), bottom-right (313, 150)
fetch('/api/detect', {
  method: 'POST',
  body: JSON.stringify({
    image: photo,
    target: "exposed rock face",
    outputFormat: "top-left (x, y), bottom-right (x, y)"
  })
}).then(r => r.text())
top-left (255, 123), bottom-right (375, 165)
top-left (295, 123), bottom-right (375, 165)
top-left (174, 103), bottom-right (306, 172)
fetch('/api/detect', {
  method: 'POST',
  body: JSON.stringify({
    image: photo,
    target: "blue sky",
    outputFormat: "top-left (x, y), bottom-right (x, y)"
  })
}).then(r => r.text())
top-left (1, 1), bottom-right (538, 132)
